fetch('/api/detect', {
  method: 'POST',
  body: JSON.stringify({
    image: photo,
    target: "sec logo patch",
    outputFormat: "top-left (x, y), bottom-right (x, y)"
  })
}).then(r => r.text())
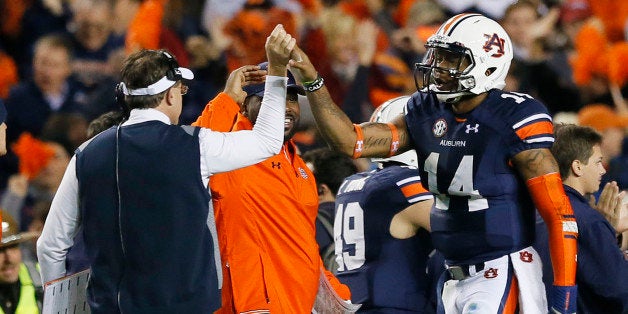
top-left (433, 119), bottom-right (447, 137)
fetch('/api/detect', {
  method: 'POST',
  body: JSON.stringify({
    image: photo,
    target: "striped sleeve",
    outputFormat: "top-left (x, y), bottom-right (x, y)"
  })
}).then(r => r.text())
top-left (512, 113), bottom-right (554, 144)
top-left (396, 176), bottom-right (432, 203)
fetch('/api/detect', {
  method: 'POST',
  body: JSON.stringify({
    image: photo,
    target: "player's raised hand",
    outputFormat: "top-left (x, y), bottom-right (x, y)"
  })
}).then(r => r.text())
top-left (288, 44), bottom-right (318, 84)
top-left (265, 24), bottom-right (296, 76)
top-left (223, 65), bottom-right (266, 104)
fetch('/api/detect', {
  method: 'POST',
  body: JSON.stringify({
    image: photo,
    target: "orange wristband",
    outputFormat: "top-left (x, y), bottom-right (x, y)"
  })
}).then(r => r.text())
top-left (387, 123), bottom-right (399, 157)
top-left (352, 124), bottom-right (365, 159)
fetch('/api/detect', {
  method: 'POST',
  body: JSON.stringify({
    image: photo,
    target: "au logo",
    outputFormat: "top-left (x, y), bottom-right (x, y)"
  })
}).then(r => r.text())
top-left (483, 33), bottom-right (505, 57)
top-left (484, 268), bottom-right (498, 279)
top-left (519, 250), bottom-right (533, 263)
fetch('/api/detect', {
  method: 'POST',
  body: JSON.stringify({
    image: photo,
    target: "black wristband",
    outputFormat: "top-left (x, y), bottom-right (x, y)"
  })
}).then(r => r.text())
top-left (303, 75), bottom-right (324, 92)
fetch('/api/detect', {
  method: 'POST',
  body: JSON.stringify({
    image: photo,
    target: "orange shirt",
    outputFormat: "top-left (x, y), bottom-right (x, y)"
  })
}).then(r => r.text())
top-left (193, 93), bottom-right (348, 313)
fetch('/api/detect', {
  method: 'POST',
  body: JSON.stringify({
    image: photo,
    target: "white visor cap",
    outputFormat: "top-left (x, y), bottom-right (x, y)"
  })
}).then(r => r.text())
top-left (121, 67), bottom-right (194, 96)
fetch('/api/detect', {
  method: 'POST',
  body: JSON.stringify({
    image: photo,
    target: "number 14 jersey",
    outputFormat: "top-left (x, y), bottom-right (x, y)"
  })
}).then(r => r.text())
top-left (405, 89), bottom-right (555, 265)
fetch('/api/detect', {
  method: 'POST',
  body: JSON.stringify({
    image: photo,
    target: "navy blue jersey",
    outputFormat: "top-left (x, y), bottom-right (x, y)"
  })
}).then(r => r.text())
top-left (335, 165), bottom-right (434, 313)
top-left (405, 90), bottom-right (554, 264)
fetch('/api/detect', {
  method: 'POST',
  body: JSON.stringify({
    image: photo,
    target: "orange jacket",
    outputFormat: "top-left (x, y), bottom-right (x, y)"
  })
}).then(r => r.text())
top-left (193, 93), bottom-right (350, 313)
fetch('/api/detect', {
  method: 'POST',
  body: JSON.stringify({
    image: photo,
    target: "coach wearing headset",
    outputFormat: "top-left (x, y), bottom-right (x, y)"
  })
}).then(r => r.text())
top-left (37, 25), bottom-right (295, 313)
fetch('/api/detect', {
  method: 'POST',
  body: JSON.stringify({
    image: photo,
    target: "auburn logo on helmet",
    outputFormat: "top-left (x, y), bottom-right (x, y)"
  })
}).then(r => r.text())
top-left (482, 33), bottom-right (506, 57)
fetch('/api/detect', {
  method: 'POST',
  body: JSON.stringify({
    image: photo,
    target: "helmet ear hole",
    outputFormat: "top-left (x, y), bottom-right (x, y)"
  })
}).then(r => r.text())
top-left (485, 67), bottom-right (497, 76)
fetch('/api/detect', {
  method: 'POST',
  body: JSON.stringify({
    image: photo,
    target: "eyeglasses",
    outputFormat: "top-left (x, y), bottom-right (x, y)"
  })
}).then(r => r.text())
top-left (179, 84), bottom-right (188, 95)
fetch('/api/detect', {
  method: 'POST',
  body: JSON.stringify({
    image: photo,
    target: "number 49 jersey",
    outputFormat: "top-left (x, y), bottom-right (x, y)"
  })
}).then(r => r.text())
top-left (405, 89), bottom-right (554, 265)
top-left (334, 165), bottom-right (434, 312)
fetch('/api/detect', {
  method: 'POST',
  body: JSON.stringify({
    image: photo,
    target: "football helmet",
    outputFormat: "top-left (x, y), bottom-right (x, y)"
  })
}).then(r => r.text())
top-left (414, 14), bottom-right (513, 103)
top-left (370, 96), bottom-right (418, 168)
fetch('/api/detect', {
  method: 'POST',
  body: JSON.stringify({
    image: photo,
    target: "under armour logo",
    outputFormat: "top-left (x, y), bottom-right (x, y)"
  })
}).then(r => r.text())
top-left (465, 124), bottom-right (479, 133)
top-left (520, 251), bottom-right (533, 263)
top-left (271, 162), bottom-right (281, 169)
top-left (484, 268), bottom-right (498, 279)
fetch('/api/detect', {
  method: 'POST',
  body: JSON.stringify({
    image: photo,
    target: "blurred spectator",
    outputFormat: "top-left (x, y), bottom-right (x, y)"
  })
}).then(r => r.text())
top-left (389, 0), bottom-right (445, 68)
top-left (1, 133), bottom-right (70, 232)
top-left (68, 0), bottom-right (124, 120)
top-left (501, 0), bottom-right (582, 114)
top-left (301, 9), bottom-right (377, 122)
top-left (111, 0), bottom-right (141, 38)
top-left (3, 0), bottom-right (73, 79)
top-left (0, 210), bottom-right (43, 313)
top-left (125, 0), bottom-right (189, 66)
top-left (124, 0), bottom-right (223, 124)
top-left (5, 34), bottom-right (82, 144)
top-left (557, 0), bottom-right (592, 52)
top-left (222, 0), bottom-right (298, 71)
top-left (70, 0), bottom-right (124, 80)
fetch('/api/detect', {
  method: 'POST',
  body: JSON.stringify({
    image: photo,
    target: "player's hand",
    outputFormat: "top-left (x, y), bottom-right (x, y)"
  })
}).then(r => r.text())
top-left (223, 65), bottom-right (266, 104)
top-left (265, 24), bottom-right (296, 76)
top-left (288, 45), bottom-right (318, 83)
top-left (549, 285), bottom-right (577, 314)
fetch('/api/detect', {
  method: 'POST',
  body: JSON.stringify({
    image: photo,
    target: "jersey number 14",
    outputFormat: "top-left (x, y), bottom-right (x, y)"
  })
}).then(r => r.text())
top-left (424, 152), bottom-right (488, 211)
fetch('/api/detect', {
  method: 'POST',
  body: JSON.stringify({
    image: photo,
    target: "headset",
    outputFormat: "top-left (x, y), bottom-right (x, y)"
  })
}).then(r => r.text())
top-left (162, 51), bottom-right (184, 82)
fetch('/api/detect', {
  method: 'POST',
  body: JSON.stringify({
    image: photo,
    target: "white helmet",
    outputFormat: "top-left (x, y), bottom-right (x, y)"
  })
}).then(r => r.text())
top-left (414, 13), bottom-right (513, 103)
top-left (370, 96), bottom-right (418, 168)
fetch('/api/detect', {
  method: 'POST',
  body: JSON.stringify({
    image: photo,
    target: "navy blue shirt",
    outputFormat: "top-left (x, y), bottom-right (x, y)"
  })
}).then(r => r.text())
top-left (405, 90), bottom-right (554, 264)
top-left (534, 185), bottom-right (628, 313)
